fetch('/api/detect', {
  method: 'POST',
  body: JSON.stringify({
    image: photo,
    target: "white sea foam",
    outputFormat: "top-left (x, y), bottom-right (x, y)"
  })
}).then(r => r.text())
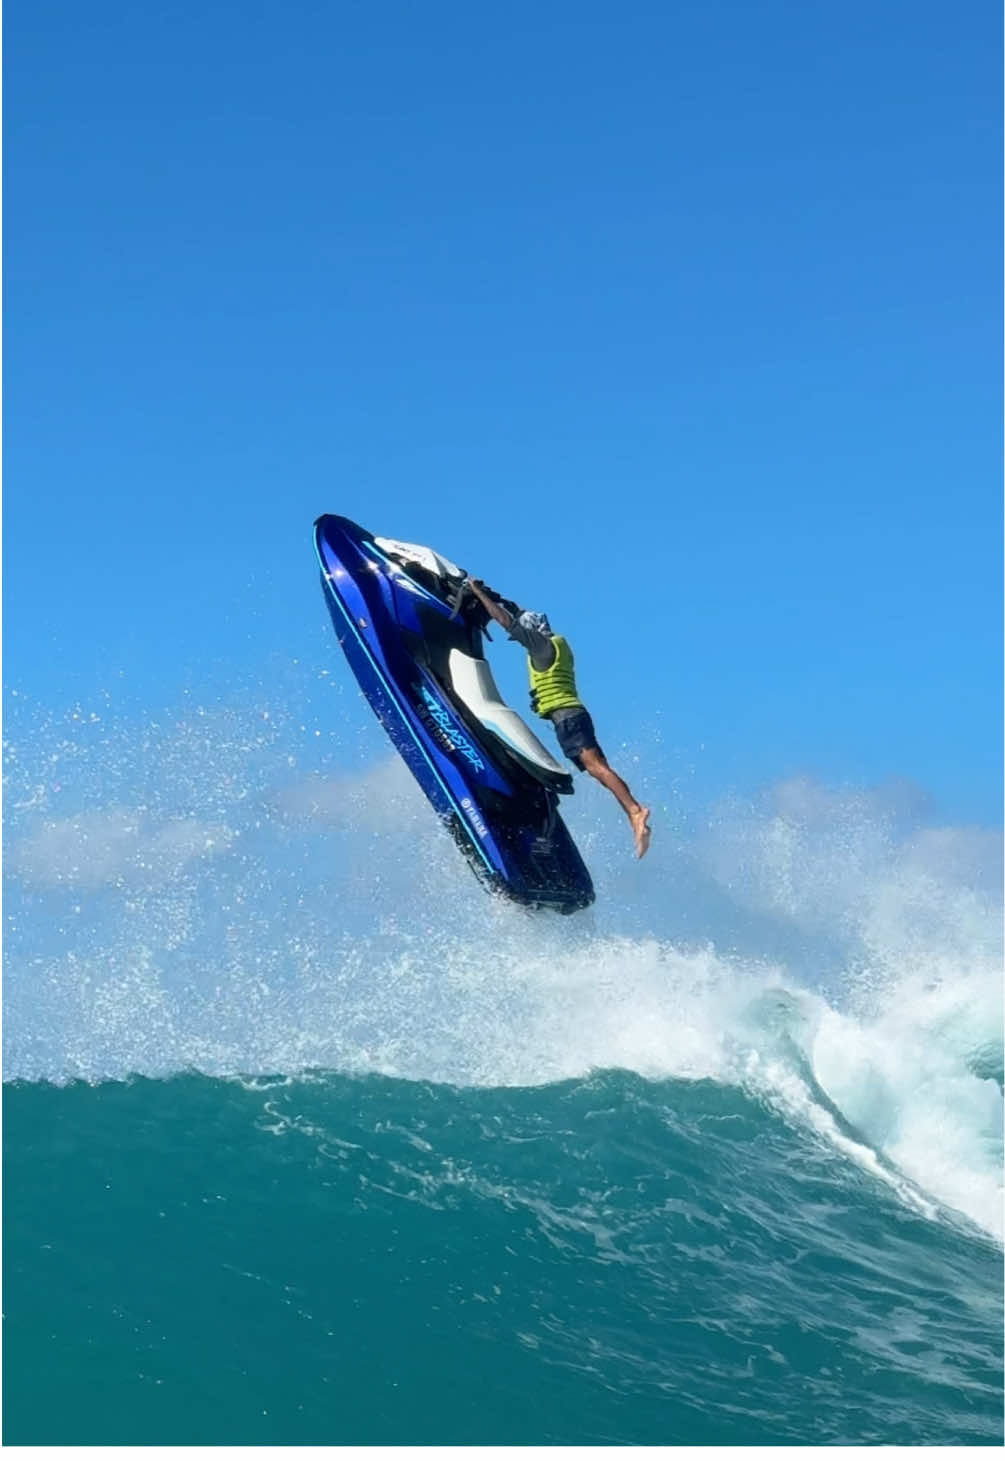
top-left (4, 689), bottom-right (1002, 1239)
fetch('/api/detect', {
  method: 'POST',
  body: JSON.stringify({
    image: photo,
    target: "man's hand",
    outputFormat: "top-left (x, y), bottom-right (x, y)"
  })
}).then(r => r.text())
top-left (465, 577), bottom-right (515, 632)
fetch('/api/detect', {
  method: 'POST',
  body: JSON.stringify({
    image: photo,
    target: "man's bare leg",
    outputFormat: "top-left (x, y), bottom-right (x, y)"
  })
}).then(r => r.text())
top-left (578, 747), bottom-right (651, 858)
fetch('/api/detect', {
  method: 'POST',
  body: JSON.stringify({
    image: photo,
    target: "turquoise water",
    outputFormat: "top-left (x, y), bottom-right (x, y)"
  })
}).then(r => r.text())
top-left (5, 1071), bottom-right (1001, 1446)
top-left (4, 692), bottom-right (1003, 1444)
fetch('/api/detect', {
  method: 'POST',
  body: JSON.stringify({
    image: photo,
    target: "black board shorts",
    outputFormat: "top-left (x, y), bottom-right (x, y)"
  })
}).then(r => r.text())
top-left (551, 707), bottom-right (603, 770)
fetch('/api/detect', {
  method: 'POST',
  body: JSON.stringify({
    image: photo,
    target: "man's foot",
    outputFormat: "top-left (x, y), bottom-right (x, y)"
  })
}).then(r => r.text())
top-left (630, 805), bottom-right (651, 859)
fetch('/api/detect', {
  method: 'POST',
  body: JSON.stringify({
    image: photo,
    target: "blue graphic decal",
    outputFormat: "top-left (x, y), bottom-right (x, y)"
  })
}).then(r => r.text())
top-left (415, 685), bottom-right (486, 771)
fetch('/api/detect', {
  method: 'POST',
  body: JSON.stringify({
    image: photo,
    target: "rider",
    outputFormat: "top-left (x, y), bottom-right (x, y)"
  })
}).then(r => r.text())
top-left (465, 579), bottom-right (651, 859)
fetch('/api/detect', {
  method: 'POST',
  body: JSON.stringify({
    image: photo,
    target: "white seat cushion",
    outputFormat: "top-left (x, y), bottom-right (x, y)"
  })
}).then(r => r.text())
top-left (448, 650), bottom-right (568, 778)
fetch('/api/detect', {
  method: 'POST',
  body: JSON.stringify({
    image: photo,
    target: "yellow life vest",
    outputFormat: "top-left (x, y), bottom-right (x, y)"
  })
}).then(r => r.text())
top-left (528, 635), bottom-right (583, 718)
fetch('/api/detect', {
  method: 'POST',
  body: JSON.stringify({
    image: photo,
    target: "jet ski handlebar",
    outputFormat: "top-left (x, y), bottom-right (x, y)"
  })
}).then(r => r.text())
top-left (461, 578), bottom-right (522, 633)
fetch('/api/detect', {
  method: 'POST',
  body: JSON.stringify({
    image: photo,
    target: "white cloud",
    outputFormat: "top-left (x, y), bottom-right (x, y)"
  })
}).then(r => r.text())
top-left (698, 775), bottom-right (1003, 1003)
top-left (8, 808), bottom-right (236, 890)
top-left (272, 756), bottom-right (425, 830)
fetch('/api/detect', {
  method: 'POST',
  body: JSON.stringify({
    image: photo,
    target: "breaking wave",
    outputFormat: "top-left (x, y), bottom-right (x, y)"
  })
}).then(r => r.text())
top-left (4, 678), bottom-right (1002, 1241)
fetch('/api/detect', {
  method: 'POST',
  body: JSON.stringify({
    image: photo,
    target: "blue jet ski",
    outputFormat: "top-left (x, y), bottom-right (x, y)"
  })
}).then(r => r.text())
top-left (314, 514), bottom-right (595, 912)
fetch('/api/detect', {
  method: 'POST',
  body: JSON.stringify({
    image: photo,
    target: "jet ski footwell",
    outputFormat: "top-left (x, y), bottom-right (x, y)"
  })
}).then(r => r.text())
top-left (313, 514), bottom-right (595, 912)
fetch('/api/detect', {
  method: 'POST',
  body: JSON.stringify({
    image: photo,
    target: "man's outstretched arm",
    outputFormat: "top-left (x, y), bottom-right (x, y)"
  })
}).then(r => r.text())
top-left (467, 578), bottom-right (515, 632)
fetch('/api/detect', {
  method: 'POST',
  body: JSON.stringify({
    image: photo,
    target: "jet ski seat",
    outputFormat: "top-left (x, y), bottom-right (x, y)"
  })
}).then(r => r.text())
top-left (448, 650), bottom-right (573, 790)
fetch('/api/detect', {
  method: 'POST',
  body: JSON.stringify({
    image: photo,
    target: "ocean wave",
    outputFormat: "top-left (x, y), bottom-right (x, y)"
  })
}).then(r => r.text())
top-left (4, 1068), bottom-right (1001, 1445)
top-left (4, 687), bottom-right (1002, 1243)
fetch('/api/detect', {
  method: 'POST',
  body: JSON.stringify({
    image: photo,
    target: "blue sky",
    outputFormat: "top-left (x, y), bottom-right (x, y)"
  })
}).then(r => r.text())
top-left (5, 0), bottom-right (1000, 823)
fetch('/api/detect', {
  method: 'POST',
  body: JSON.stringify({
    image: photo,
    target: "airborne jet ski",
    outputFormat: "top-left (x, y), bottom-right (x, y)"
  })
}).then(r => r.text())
top-left (313, 514), bottom-right (595, 912)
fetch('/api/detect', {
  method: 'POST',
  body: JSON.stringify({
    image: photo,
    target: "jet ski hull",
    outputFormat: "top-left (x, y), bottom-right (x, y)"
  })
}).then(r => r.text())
top-left (314, 514), bottom-right (595, 912)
